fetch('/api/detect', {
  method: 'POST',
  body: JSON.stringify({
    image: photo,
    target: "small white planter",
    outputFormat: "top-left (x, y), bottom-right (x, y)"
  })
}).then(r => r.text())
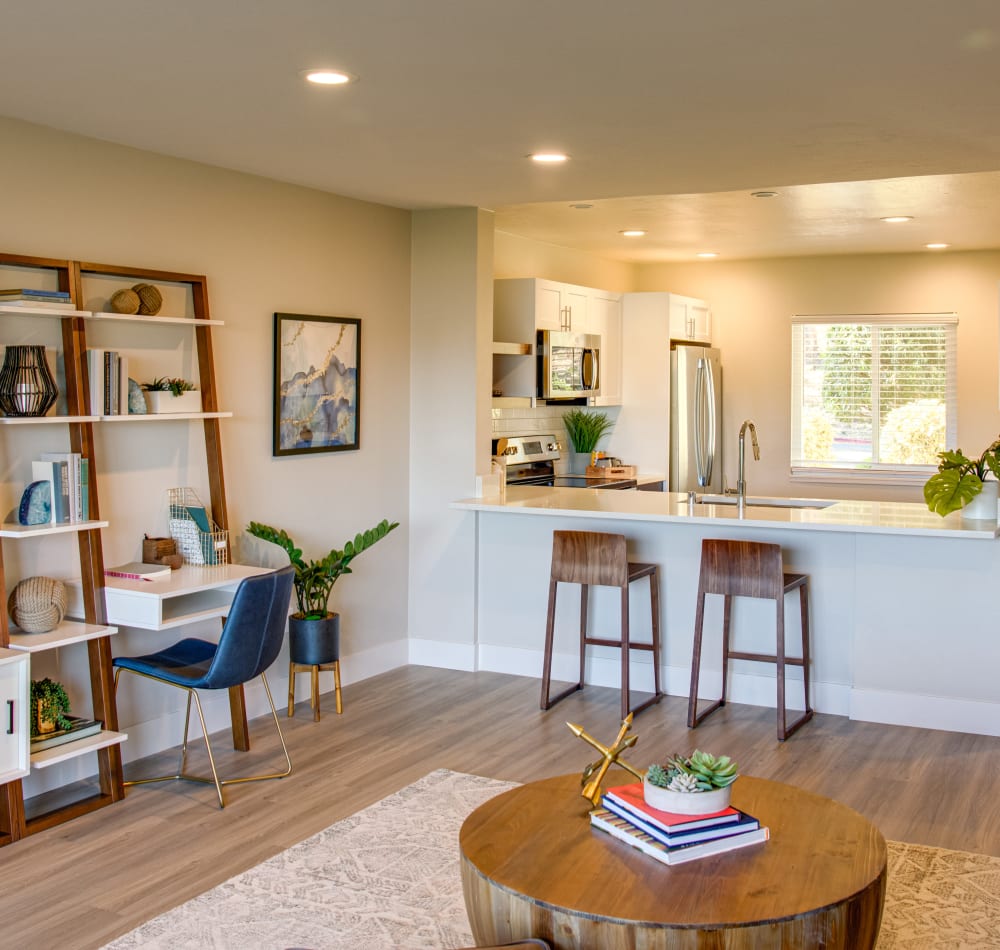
top-left (144, 389), bottom-right (202, 414)
top-left (643, 776), bottom-right (733, 815)
top-left (962, 480), bottom-right (999, 522)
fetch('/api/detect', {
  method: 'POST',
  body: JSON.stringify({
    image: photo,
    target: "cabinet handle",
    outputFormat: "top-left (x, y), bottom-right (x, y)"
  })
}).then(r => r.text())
top-left (6, 700), bottom-right (13, 735)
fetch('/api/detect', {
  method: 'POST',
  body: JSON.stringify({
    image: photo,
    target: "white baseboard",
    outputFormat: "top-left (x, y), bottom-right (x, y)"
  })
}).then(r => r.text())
top-left (408, 638), bottom-right (477, 671)
top-left (850, 689), bottom-right (1000, 737)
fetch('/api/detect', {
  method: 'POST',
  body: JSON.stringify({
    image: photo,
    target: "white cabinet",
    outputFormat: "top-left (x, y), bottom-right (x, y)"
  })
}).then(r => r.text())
top-left (0, 650), bottom-right (29, 783)
top-left (667, 293), bottom-right (712, 344)
top-left (494, 277), bottom-right (592, 338)
top-left (589, 290), bottom-right (623, 406)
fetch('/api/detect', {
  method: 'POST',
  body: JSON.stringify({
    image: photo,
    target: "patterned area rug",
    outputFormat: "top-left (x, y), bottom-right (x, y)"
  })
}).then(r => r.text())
top-left (104, 769), bottom-right (1000, 950)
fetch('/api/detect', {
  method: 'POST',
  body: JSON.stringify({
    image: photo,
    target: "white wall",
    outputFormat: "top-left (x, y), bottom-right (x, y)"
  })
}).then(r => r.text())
top-left (0, 117), bottom-right (412, 794)
top-left (640, 252), bottom-right (1000, 502)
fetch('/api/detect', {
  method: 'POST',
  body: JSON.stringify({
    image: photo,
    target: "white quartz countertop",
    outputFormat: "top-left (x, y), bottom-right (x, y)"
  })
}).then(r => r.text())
top-left (452, 486), bottom-right (999, 539)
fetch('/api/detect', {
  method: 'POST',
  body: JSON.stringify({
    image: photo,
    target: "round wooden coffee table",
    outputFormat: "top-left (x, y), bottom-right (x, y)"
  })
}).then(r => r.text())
top-left (460, 772), bottom-right (886, 949)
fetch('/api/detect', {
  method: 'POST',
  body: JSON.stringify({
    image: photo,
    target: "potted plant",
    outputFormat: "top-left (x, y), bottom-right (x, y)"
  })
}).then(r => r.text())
top-left (562, 408), bottom-right (614, 474)
top-left (924, 436), bottom-right (1000, 519)
top-left (30, 677), bottom-right (72, 737)
top-left (245, 518), bottom-right (400, 671)
top-left (142, 376), bottom-right (201, 414)
top-left (644, 750), bottom-right (739, 815)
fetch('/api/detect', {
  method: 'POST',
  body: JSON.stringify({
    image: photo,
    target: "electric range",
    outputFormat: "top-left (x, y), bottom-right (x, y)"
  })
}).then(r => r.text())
top-left (492, 434), bottom-right (637, 490)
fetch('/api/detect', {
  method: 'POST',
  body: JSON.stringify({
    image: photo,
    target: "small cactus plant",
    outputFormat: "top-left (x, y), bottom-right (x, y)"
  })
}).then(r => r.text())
top-left (645, 750), bottom-right (739, 793)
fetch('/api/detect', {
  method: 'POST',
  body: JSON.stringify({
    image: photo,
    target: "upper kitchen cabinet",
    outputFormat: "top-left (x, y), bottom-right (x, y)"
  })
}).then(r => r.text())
top-left (494, 277), bottom-right (590, 338)
top-left (668, 293), bottom-right (712, 344)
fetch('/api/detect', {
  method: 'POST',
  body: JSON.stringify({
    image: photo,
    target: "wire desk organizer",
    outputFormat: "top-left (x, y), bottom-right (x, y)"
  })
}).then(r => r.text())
top-left (167, 487), bottom-right (229, 566)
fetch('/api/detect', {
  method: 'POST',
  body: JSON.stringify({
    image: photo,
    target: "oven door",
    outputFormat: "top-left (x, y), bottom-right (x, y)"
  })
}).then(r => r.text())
top-left (551, 475), bottom-right (637, 490)
top-left (537, 331), bottom-right (601, 400)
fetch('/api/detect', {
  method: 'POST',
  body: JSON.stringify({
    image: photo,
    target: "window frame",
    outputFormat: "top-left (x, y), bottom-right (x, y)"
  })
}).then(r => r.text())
top-left (790, 313), bottom-right (957, 486)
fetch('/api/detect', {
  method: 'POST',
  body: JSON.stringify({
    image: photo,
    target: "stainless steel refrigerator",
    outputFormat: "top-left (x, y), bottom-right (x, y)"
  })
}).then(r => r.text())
top-left (669, 344), bottom-right (723, 493)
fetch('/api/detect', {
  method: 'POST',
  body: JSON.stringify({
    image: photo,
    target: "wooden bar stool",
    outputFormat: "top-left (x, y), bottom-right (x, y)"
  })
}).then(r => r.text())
top-left (540, 530), bottom-right (664, 720)
top-left (687, 538), bottom-right (812, 741)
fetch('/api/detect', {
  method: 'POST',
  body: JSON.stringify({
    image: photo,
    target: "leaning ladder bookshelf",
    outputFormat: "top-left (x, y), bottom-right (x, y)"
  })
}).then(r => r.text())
top-left (0, 253), bottom-right (234, 844)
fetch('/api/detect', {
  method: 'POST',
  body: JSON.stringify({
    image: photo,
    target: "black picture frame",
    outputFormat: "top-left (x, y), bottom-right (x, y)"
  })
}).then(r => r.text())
top-left (272, 313), bottom-right (361, 456)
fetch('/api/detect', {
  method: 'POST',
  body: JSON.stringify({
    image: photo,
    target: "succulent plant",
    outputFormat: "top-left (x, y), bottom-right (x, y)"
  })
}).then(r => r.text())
top-left (645, 750), bottom-right (739, 793)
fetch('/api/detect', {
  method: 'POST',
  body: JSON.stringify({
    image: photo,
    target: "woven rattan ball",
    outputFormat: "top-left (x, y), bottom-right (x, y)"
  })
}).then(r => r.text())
top-left (7, 576), bottom-right (68, 634)
top-left (109, 288), bottom-right (140, 314)
top-left (132, 282), bottom-right (163, 315)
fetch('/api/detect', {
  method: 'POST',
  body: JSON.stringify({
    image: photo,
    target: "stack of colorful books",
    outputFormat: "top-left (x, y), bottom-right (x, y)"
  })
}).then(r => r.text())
top-left (590, 780), bottom-right (769, 866)
top-left (0, 288), bottom-right (75, 309)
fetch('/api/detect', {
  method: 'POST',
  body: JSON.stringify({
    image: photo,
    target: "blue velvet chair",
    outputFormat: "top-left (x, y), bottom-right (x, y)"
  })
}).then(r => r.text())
top-left (113, 565), bottom-right (295, 808)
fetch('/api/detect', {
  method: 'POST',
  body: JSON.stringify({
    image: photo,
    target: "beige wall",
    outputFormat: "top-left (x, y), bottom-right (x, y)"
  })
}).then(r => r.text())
top-left (0, 117), bottom-right (412, 788)
top-left (637, 253), bottom-right (1000, 501)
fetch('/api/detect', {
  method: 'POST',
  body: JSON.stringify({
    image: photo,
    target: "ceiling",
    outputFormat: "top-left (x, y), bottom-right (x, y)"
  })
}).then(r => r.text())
top-left (3, 0), bottom-right (1000, 261)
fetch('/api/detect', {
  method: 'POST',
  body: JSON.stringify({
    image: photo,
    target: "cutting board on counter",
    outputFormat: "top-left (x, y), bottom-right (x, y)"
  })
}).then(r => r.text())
top-left (586, 464), bottom-right (637, 479)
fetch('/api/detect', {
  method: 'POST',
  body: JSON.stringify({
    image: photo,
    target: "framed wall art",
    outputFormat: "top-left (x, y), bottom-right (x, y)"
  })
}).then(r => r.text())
top-left (273, 313), bottom-right (361, 456)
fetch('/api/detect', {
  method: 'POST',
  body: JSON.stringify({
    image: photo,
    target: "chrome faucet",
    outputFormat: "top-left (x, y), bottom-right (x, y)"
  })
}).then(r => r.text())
top-left (737, 420), bottom-right (760, 504)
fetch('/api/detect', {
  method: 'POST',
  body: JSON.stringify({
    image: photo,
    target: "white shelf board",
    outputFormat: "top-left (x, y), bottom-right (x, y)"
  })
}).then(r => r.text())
top-left (8, 619), bottom-right (117, 653)
top-left (85, 312), bottom-right (224, 326)
top-left (0, 305), bottom-right (88, 318)
top-left (0, 415), bottom-right (99, 425)
top-left (30, 730), bottom-right (127, 769)
top-left (99, 411), bottom-right (233, 422)
top-left (0, 519), bottom-right (108, 539)
top-left (492, 341), bottom-right (532, 356)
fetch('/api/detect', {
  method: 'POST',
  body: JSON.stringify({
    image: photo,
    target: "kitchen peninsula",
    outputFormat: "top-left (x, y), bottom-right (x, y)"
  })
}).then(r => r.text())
top-left (452, 487), bottom-right (1000, 738)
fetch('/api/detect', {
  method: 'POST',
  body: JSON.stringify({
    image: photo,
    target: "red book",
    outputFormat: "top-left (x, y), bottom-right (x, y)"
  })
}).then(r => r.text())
top-left (603, 782), bottom-right (740, 833)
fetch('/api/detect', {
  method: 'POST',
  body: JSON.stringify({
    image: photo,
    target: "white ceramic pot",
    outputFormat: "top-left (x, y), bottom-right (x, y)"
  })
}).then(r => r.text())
top-left (643, 776), bottom-right (733, 815)
top-left (144, 389), bottom-right (202, 414)
top-left (962, 480), bottom-right (999, 521)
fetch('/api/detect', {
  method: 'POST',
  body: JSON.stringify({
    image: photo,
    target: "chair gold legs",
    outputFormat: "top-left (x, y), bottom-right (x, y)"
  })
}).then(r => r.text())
top-left (113, 668), bottom-right (292, 808)
top-left (288, 660), bottom-right (342, 721)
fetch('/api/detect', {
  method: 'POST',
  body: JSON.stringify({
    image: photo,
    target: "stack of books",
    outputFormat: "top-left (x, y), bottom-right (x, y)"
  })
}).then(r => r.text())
top-left (30, 452), bottom-right (89, 523)
top-left (0, 288), bottom-right (75, 309)
top-left (85, 348), bottom-right (129, 415)
top-left (30, 716), bottom-right (102, 752)
top-left (590, 781), bottom-right (769, 866)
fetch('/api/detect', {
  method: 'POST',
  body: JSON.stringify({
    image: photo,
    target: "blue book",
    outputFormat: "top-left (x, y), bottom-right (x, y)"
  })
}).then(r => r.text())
top-left (601, 796), bottom-right (761, 846)
top-left (0, 288), bottom-right (71, 298)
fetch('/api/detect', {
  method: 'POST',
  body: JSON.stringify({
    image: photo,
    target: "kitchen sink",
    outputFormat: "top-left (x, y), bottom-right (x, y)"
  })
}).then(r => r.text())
top-left (694, 493), bottom-right (835, 510)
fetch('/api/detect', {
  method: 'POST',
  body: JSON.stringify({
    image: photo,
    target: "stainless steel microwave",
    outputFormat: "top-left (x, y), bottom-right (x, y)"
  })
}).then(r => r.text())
top-left (537, 330), bottom-right (601, 400)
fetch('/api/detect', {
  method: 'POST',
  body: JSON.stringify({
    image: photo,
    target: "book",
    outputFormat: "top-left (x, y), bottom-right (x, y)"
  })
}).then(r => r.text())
top-left (80, 457), bottom-right (89, 519)
top-left (32, 459), bottom-right (70, 523)
top-left (40, 452), bottom-right (81, 522)
top-left (30, 716), bottom-right (102, 752)
top-left (590, 808), bottom-right (769, 866)
top-left (0, 298), bottom-right (76, 309)
top-left (104, 561), bottom-right (171, 581)
top-left (601, 796), bottom-right (761, 846)
top-left (0, 288), bottom-right (71, 298)
top-left (603, 782), bottom-right (741, 832)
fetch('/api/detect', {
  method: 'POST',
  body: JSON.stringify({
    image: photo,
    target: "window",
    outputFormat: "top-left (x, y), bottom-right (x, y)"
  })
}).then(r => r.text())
top-left (791, 313), bottom-right (957, 481)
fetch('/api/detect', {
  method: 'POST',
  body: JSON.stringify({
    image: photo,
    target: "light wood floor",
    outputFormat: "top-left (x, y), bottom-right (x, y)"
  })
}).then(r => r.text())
top-left (6, 665), bottom-right (1000, 949)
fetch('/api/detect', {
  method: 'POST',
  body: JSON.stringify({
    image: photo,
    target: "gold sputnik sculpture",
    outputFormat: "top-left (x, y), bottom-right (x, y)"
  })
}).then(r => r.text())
top-left (567, 713), bottom-right (645, 806)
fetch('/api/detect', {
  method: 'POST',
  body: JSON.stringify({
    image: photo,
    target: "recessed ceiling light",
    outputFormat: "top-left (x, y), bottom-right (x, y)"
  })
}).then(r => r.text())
top-left (696, 252), bottom-right (719, 259)
top-left (619, 229), bottom-right (646, 237)
top-left (926, 243), bottom-right (950, 250)
top-left (530, 153), bottom-right (569, 164)
top-left (750, 190), bottom-right (780, 199)
top-left (570, 203), bottom-right (594, 209)
top-left (301, 69), bottom-right (356, 86)
top-left (880, 215), bottom-right (913, 224)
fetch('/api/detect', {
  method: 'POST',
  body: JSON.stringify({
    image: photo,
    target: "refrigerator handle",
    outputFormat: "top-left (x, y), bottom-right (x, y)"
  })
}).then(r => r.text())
top-left (704, 356), bottom-right (716, 484)
top-left (694, 357), bottom-right (716, 487)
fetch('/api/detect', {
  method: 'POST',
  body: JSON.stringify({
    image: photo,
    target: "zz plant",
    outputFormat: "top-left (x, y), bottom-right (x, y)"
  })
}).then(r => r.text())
top-left (247, 518), bottom-right (399, 619)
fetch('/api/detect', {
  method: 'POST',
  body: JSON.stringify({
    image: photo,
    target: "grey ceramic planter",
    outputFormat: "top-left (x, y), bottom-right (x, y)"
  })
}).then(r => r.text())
top-left (288, 612), bottom-right (340, 665)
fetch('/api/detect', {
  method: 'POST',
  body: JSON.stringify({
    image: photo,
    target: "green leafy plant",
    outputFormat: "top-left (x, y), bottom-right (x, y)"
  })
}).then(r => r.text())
top-left (143, 376), bottom-right (196, 396)
top-left (924, 436), bottom-right (1000, 516)
top-left (246, 519), bottom-right (400, 619)
top-left (30, 677), bottom-right (72, 736)
top-left (562, 408), bottom-right (614, 453)
top-left (646, 751), bottom-right (739, 793)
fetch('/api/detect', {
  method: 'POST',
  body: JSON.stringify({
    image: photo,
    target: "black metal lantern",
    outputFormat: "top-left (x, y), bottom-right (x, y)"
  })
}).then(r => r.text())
top-left (0, 345), bottom-right (59, 416)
